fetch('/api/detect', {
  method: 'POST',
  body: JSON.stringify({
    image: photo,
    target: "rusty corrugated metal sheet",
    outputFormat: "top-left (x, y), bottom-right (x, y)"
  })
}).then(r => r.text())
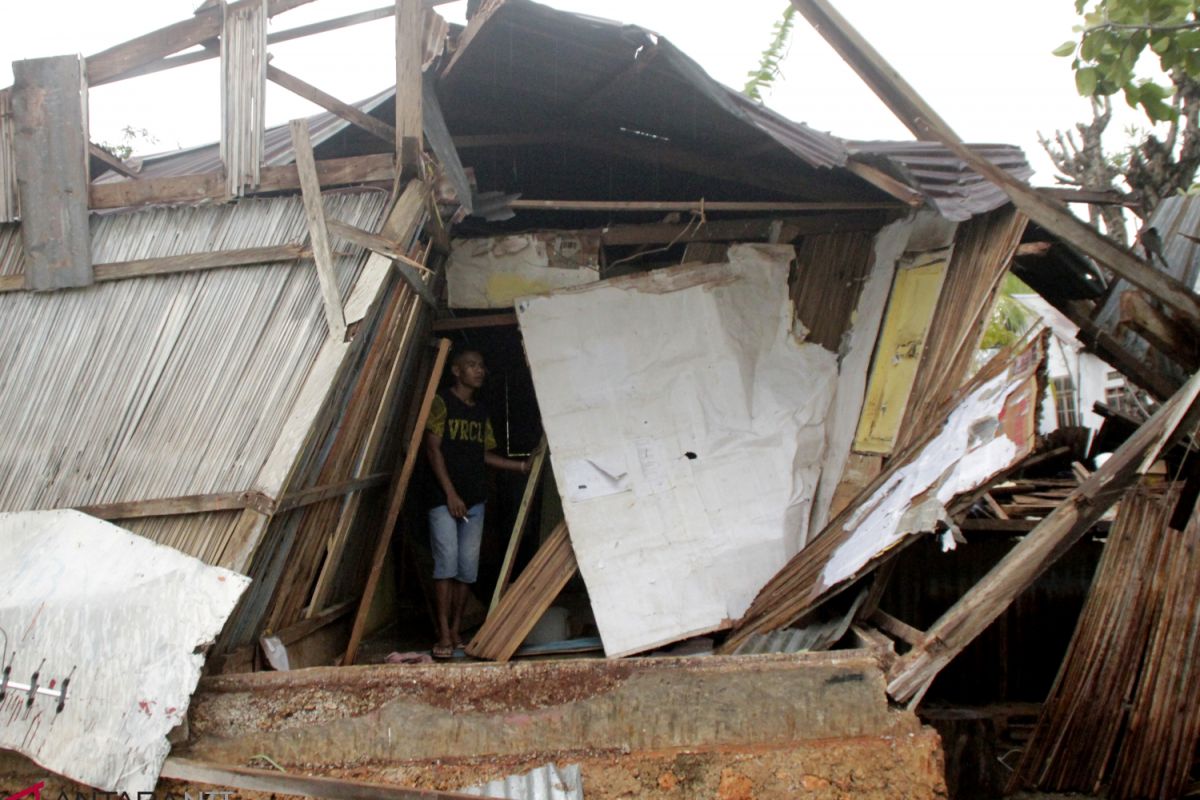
top-left (848, 141), bottom-right (1033, 221)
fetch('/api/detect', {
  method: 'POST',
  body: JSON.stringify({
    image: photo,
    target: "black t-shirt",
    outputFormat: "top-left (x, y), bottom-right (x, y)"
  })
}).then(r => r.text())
top-left (425, 389), bottom-right (496, 508)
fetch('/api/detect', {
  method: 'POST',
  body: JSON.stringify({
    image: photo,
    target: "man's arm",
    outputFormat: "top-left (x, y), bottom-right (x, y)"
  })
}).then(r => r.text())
top-left (482, 418), bottom-right (531, 475)
top-left (484, 449), bottom-right (532, 475)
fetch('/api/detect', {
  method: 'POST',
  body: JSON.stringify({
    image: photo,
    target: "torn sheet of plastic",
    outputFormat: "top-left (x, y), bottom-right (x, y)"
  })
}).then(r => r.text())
top-left (0, 510), bottom-right (250, 795)
top-left (517, 245), bottom-right (837, 657)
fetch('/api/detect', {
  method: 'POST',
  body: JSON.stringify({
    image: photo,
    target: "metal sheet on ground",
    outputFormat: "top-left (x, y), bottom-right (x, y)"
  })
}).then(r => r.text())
top-left (517, 245), bottom-right (837, 656)
top-left (0, 511), bottom-right (249, 795)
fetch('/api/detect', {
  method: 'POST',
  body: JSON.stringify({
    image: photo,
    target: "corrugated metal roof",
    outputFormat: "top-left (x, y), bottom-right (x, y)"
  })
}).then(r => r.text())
top-left (0, 191), bottom-right (388, 512)
top-left (847, 141), bottom-right (1034, 222)
top-left (461, 763), bottom-right (583, 800)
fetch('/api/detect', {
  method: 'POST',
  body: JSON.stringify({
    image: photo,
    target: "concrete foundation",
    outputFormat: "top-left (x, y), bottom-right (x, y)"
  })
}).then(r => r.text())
top-left (1, 651), bottom-right (948, 799)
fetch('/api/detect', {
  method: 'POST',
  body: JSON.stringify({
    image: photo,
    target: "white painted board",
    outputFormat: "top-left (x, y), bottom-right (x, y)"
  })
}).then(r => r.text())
top-left (447, 233), bottom-right (600, 309)
top-left (517, 245), bottom-right (837, 656)
top-left (0, 511), bottom-right (250, 794)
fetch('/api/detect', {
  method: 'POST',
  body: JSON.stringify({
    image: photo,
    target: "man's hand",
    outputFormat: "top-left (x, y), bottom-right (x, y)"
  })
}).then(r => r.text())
top-left (521, 458), bottom-right (533, 475)
top-left (447, 493), bottom-right (468, 519)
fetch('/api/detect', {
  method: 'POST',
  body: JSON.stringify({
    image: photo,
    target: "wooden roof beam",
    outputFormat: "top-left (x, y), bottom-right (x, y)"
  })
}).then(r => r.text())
top-left (89, 152), bottom-right (395, 210)
top-left (267, 65), bottom-right (396, 147)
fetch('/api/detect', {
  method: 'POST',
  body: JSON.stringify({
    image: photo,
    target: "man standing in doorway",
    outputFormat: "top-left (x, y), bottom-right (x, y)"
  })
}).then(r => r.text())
top-left (424, 348), bottom-right (529, 659)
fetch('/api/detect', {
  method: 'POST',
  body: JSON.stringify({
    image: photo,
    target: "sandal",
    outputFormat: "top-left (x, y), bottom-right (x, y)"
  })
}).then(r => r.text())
top-left (431, 643), bottom-right (454, 660)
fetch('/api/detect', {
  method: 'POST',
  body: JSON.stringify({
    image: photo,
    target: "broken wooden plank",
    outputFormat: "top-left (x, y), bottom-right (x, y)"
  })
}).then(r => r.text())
top-left (77, 490), bottom-right (273, 520)
top-left (343, 337), bottom-right (452, 666)
top-left (508, 198), bottom-right (905, 212)
top-left (0, 244), bottom-right (309, 292)
top-left (789, 0), bottom-right (1200, 326)
top-left (869, 609), bottom-right (924, 648)
top-left (489, 437), bottom-right (548, 613)
top-left (292, 119), bottom-right (347, 340)
top-left (1063, 300), bottom-right (1182, 401)
top-left (274, 472), bottom-right (390, 514)
top-left (431, 312), bottom-right (517, 331)
top-left (466, 521), bottom-right (578, 662)
top-left (88, 152), bottom-right (396, 210)
top-left (85, 0), bottom-right (315, 86)
top-left (396, 0), bottom-right (424, 172)
top-left (601, 211), bottom-right (887, 246)
top-left (886, 369), bottom-right (1200, 703)
top-left (89, 142), bottom-right (139, 179)
top-left (268, 65), bottom-right (396, 147)
top-left (1038, 186), bottom-right (1135, 206)
top-left (1119, 289), bottom-right (1200, 371)
top-left (326, 217), bottom-right (436, 306)
top-left (12, 55), bottom-right (92, 291)
top-left (161, 757), bottom-right (480, 800)
top-left (844, 160), bottom-right (926, 206)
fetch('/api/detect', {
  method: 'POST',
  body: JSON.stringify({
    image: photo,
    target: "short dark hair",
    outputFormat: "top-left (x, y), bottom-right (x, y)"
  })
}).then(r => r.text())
top-left (451, 348), bottom-right (484, 368)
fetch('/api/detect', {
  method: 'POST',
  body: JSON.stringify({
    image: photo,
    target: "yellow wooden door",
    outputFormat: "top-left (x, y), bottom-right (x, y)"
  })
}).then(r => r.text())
top-left (853, 258), bottom-right (948, 455)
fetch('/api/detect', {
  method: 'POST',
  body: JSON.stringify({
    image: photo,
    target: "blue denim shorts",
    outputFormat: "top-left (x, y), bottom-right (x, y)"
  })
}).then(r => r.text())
top-left (429, 502), bottom-right (485, 583)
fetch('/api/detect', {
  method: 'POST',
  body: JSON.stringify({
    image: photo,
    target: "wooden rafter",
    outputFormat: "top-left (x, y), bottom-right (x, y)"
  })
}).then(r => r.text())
top-left (89, 152), bottom-right (395, 210)
top-left (267, 65), bottom-right (396, 147)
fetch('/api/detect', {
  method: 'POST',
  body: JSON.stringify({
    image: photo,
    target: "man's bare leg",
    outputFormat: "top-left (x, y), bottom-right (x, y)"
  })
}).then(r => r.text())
top-left (433, 578), bottom-right (455, 653)
top-left (450, 580), bottom-right (469, 647)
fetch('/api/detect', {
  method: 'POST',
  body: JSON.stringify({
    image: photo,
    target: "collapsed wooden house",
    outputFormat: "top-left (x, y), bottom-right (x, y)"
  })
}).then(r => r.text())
top-left (3, 1), bottom-right (1200, 798)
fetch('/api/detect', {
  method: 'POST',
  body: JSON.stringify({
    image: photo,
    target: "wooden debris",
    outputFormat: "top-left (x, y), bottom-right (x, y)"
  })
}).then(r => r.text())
top-left (489, 437), bottom-right (548, 613)
top-left (466, 521), bottom-right (577, 662)
top-left (885, 370), bottom-right (1200, 703)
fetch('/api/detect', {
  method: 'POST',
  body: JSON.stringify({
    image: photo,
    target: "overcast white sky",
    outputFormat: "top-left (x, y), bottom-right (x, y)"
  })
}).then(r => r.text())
top-left (0, 0), bottom-right (1153, 184)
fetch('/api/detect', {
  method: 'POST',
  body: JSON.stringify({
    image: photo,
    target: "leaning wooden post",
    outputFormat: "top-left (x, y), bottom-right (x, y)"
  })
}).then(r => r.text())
top-left (489, 436), bottom-right (548, 614)
top-left (343, 337), bottom-right (451, 666)
top-left (291, 119), bottom-right (347, 340)
top-left (395, 0), bottom-right (424, 177)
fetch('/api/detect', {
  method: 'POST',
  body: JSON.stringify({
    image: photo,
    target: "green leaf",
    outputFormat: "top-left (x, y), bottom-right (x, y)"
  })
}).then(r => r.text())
top-left (1125, 84), bottom-right (1143, 106)
top-left (1053, 40), bottom-right (1078, 57)
top-left (1152, 35), bottom-right (1173, 54)
top-left (1076, 65), bottom-right (1100, 95)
